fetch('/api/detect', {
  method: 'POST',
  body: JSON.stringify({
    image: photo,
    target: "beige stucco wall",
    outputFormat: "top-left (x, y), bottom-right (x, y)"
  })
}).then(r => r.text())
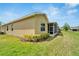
top-left (6, 29), bottom-right (35, 37)
top-left (35, 15), bottom-right (48, 34)
top-left (1, 14), bottom-right (48, 37)
top-left (3, 16), bottom-right (36, 36)
top-left (1, 25), bottom-right (6, 32)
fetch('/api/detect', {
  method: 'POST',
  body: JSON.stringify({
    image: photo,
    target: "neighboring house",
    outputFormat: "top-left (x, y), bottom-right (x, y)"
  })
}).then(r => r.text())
top-left (0, 13), bottom-right (59, 37)
top-left (71, 26), bottom-right (79, 31)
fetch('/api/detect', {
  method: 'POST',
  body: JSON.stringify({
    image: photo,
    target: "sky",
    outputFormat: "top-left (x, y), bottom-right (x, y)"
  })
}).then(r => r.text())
top-left (0, 3), bottom-right (79, 27)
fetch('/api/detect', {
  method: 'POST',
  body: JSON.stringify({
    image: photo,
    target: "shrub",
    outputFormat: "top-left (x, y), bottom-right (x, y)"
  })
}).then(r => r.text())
top-left (40, 33), bottom-right (49, 40)
top-left (32, 35), bottom-right (38, 41)
top-left (23, 33), bottom-right (49, 42)
top-left (0, 32), bottom-right (6, 34)
top-left (24, 34), bottom-right (33, 41)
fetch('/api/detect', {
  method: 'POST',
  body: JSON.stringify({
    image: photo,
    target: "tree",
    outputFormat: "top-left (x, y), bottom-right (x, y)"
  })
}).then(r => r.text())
top-left (63, 23), bottom-right (70, 31)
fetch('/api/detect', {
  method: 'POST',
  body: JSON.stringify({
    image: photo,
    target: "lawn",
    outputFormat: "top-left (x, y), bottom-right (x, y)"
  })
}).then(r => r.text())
top-left (0, 31), bottom-right (79, 56)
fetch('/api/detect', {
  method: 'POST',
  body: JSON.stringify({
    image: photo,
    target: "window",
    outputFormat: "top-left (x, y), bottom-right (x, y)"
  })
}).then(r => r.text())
top-left (11, 24), bottom-right (13, 31)
top-left (12, 28), bottom-right (13, 31)
top-left (7, 26), bottom-right (8, 31)
top-left (41, 23), bottom-right (45, 31)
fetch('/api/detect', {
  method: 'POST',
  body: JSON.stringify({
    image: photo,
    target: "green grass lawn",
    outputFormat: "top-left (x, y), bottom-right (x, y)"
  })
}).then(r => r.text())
top-left (0, 31), bottom-right (79, 56)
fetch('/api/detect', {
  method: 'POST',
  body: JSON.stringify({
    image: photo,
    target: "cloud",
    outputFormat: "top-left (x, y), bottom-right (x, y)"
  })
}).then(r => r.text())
top-left (65, 3), bottom-right (79, 8)
top-left (41, 6), bottom-right (61, 19)
top-left (67, 9), bottom-right (78, 15)
top-left (32, 4), bottom-right (60, 16)
top-left (0, 11), bottom-right (20, 24)
top-left (28, 3), bottom-right (79, 27)
top-left (3, 12), bottom-right (17, 17)
top-left (48, 7), bottom-right (60, 16)
top-left (43, 4), bottom-right (79, 27)
top-left (31, 5), bottom-right (61, 21)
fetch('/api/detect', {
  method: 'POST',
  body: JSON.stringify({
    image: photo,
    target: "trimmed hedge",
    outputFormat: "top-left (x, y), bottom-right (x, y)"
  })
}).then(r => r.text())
top-left (24, 33), bottom-right (49, 42)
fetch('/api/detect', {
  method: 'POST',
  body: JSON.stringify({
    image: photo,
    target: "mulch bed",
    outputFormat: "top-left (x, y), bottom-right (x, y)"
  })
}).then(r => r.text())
top-left (16, 36), bottom-right (49, 42)
top-left (15, 33), bottom-right (59, 42)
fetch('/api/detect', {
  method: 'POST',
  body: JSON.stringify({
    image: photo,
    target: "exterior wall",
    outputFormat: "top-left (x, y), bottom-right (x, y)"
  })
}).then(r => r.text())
top-left (6, 29), bottom-right (35, 37)
top-left (1, 14), bottom-right (48, 37)
top-left (1, 25), bottom-right (7, 32)
top-left (35, 15), bottom-right (48, 34)
top-left (2, 16), bottom-right (36, 37)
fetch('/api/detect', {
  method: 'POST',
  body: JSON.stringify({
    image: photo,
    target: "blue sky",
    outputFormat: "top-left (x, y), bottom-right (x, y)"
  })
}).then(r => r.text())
top-left (0, 3), bottom-right (79, 27)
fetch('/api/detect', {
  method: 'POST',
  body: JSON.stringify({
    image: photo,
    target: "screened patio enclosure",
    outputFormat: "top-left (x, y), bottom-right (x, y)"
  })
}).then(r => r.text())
top-left (48, 22), bottom-right (58, 35)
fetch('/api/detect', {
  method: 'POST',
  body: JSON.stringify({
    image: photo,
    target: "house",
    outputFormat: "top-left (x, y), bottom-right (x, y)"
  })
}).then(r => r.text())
top-left (71, 26), bottom-right (79, 31)
top-left (0, 13), bottom-right (59, 37)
